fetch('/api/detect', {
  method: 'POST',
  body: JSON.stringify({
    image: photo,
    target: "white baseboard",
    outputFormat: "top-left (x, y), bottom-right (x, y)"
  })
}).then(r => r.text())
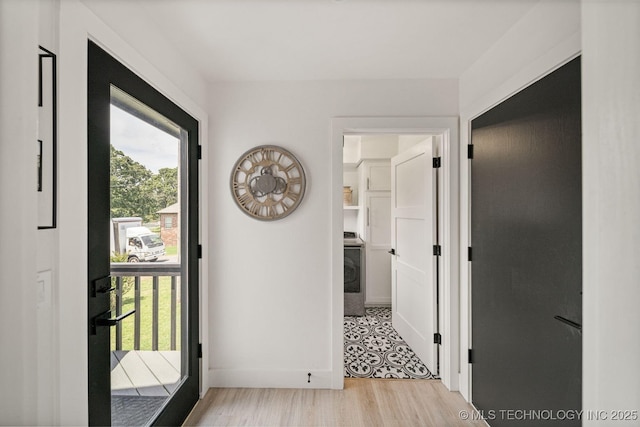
top-left (209, 368), bottom-right (334, 389)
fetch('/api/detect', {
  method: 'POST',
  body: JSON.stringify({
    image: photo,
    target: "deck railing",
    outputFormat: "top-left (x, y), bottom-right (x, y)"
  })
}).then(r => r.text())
top-left (110, 262), bottom-right (181, 351)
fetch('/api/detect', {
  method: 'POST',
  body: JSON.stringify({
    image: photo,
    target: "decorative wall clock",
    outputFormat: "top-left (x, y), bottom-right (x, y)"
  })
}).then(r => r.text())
top-left (230, 145), bottom-right (306, 221)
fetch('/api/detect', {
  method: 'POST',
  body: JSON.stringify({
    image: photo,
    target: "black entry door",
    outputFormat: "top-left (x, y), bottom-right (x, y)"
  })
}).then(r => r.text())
top-left (88, 41), bottom-right (199, 426)
top-left (471, 57), bottom-right (581, 426)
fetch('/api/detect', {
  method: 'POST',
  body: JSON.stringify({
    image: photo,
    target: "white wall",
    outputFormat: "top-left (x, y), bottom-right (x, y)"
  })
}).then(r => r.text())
top-left (0, 1), bottom-right (209, 423)
top-left (207, 79), bottom-right (458, 388)
top-left (457, 0), bottom-right (581, 401)
top-left (398, 135), bottom-right (432, 154)
top-left (359, 135), bottom-right (399, 159)
top-left (36, 1), bottom-right (61, 424)
top-left (0, 2), bottom-right (40, 425)
top-left (0, 1), bottom-right (61, 424)
top-left (459, 0), bottom-right (581, 115)
top-left (582, 0), bottom-right (640, 422)
top-left (342, 135), bottom-right (360, 164)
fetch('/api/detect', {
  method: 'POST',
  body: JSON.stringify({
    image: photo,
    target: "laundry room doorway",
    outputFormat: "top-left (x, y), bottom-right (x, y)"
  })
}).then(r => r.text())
top-left (332, 117), bottom-right (459, 390)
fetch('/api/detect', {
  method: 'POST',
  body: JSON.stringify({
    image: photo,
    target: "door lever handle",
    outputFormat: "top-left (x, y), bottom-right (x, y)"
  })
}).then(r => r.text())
top-left (96, 310), bottom-right (136, 327)
top-left (554, 315), bottom-right (582, 331)
top-left (91, 309), bottom-right (135, 335)
top-left (388, 248), bottom-right (396, 255)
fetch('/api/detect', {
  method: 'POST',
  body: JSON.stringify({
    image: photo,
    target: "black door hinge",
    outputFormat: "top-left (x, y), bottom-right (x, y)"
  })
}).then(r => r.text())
top-left (198, 343), bottom-right (203, 358)
top-left (433, 157), bottom-right (441, 168)
top-left (197, 145), bottom-right (202, 160)
top-left (433, 245), bottom-right (441, 256)
top-left (468, 247), bottom-right (472, 262)
top-left (433, 333), bottom-right (442, 345)
top-left (197, 244), bottom-right (203, 259)
top-left (467, 144), bottom-right (474, 159)
top-left (468, 349), bottom-right (474, 364)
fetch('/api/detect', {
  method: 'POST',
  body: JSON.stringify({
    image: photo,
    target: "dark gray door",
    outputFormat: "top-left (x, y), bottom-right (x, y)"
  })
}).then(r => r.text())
top-left (88, 41), bottom-right (200, 426)
top-left (471, 57), bottom-right (581, 426)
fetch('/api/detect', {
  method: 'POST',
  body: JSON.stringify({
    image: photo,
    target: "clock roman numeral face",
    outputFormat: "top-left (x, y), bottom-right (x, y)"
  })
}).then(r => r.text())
top-left (230, 145), bottom-right (306, 221)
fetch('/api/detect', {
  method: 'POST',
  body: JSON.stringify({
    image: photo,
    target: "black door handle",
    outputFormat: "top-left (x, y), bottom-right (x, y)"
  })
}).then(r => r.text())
top-left (554, 315), bottom-right (581, 331)
top-left (91, 309), bottom-right (135, 335)
top-left (388, 248), bottom-right (396, 255)
top-left (96, 310), bottom-right (136, 327)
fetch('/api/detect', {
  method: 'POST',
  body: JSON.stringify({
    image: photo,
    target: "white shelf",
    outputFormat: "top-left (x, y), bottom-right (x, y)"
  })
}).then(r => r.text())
top-left (343, 206), bottom-right (360, 210)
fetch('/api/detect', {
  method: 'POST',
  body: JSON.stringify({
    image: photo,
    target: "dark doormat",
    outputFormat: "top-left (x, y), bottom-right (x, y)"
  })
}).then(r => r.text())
top-left (112, 395), bottom-right (167, 427)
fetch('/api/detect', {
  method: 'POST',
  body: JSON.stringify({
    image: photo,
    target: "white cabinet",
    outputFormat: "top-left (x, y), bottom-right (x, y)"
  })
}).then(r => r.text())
top-left (364, 192), bottom-right (392, 304)
top-left (362, 161), bottom-right (391, 191)
top-left (358, 160), bottom-right (392, 305)
top-left (365, 193), bottom-right (391, 248)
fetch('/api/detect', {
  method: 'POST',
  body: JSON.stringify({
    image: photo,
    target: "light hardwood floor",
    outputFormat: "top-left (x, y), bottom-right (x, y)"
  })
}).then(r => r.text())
top-left (183, 379), bottom-right (485, 427)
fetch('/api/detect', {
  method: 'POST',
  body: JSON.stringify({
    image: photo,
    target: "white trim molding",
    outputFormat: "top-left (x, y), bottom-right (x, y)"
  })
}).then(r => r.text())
top-left (331, 117), bottom-right (459, 390)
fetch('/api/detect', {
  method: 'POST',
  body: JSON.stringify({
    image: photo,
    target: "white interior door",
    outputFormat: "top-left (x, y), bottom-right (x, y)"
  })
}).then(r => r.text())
top-left (391, 140), bottom-right (438, 374)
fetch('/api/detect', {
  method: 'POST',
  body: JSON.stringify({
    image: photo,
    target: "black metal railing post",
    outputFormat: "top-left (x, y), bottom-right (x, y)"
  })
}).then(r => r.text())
top-left (115, 277), bottom-right (123, 350)
top-left (171, 276), bottom-right (177, 350)
top-left (134, 276), bottom-right (141, 350)
top-left (152, 276), bottom-right (159, 351)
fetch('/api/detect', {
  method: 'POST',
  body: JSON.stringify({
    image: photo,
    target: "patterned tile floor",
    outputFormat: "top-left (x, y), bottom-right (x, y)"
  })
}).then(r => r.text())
top-left (344, 306), bottom-right (438, 379)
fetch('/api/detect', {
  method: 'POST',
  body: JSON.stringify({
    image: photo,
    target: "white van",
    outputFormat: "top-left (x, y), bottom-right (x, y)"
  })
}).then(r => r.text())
top-left (111, 217), bottom-right (166, 262)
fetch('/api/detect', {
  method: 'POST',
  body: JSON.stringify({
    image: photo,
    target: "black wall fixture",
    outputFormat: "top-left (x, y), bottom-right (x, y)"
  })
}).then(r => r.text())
top-left (37, 46), bottom-right (57, 229)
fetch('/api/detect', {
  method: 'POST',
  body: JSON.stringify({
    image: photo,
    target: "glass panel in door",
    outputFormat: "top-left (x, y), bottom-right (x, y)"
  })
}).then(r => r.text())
top-left (109, 86), bottom-right (186, 427)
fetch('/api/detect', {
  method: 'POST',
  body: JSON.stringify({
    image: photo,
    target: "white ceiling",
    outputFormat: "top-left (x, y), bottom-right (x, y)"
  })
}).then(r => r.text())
top-left (82, 0), bottom-right (539, 83)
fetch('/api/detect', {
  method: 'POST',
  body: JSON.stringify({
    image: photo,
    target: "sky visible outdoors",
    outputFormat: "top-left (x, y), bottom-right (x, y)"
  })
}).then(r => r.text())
top-left (110, 104), bottom-right (179, 173)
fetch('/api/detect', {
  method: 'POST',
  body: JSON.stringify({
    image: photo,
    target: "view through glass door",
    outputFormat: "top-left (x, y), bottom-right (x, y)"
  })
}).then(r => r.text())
top-left (109, 86), bottom-right (186, 426)
top-left (88, 41), bottom-right (199, 427)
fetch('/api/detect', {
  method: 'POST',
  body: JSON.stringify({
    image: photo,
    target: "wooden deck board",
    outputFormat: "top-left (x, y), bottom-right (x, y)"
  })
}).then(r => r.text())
top-left (110, 350), bottom-right (181, 396)
top-left (111, 351), bottom-right (178, 397)
top-left (159, 350), bottom-right (181, 372)
top-left (111, 355), bottom-right (139, 396)
top-left (137, 351), bottom-right (181, 394)
top-left (112, 351), bottom-right (139, 396)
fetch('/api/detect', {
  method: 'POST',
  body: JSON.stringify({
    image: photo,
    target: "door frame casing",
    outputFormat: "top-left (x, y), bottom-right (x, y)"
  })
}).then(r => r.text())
top-left (330, 117), bottom-right (459, 390)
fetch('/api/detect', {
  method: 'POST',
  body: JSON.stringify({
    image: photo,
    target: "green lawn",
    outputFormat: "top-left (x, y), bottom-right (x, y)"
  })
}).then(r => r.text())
top-left (165, 245), bottom-right (178, 256)
top-left (110, 276), bottom-right (181, 351)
